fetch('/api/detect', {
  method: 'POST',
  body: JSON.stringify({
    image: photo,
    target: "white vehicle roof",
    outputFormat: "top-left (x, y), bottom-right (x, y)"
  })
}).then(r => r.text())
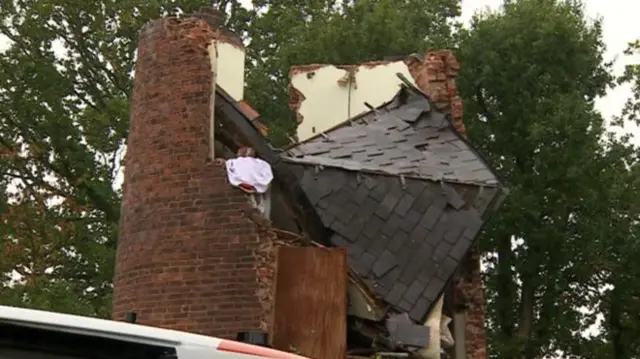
top-left (0, 305), bottom-right (309, 359)
top-left (0, 305), bottom-right (221, 347)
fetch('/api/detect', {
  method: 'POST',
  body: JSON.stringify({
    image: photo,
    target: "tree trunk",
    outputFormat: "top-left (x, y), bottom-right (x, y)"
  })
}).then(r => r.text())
top-left (610, 285), bottom-right (629, 359)
top-left (496, 235), bottom-right (515, 338)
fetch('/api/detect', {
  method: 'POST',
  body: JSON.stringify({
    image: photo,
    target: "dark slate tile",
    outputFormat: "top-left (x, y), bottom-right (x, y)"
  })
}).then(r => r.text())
top-left (329, 170), bottom-right (348, 191)
top-left (330, 219), bottom-right (347, 236)
top-left (353, 235), bottom-right (372, 254)
top-left (319, 210), bottom-right (335, 227)
top-left (377, 267), bottom-right (401, 290)
top-left (375, 190), bottom-right (402, 219)
top-left (423, 277), bottom-right (446, 301)
top-left (358, 252), bottom-right (377, 274)
top-left (387, 230), bottom-right (409, 253)
top-left (368, 235), bottom-right (389, 257)
top-left (425, 222), bottom-right (447, 247)
top-left (381, 214), bottom-right (402, 237)
top-left (363, 175), bottom-right (378, 189)
top-left (330, 233), bottom-right (351, 248)
top-left (437, 256), bottom-right (459, 280)
top-left (399, 251), bottom-right (426, 284)
top-left (329, 147), bottom-right (356, 159)
top-left (341, 219), bottom-right (363, 242)
top-left (444, 225), bottom-right (465, 244)
top-left (398, 300), bottom-right (413, 312)
top-left (331, 187), bottom-right (352, 207)
top-left (362, 215), bottom-right (384, 239)
top-left (417, 243), bottom-right (435, 262)
top-left (370, 180), bottom-right (389, 201)
top-left (409, 297), bottom-right (431, 322)
top-left (418, 205), bottom-right (442, 230)
top-left (394, 193), bottom-right (416, 216)
top-left (406, 180), bottom-right (426, 197)
top-left (372, 250), bottom-right (397, 278)
top-left (385, 282), bottom-right (408, 304)
top-left (450, 235), bottom-right (472, 260)
top-left (432, 241), bottom-right (452, 262)
top-left (386, 313), bottom-right (431, 348)
top-left (409, 225), bottom-right (429, 243)
top-left (463, 213), bottom-right (484, 239)
top-left (403, 279), bottom-right (426, 304)
top-left (411, 187), bottom-right (434, 213)
top-left (353, 185), bottom-right (370, 205)
top-left (300, 170), bottom-right (319, 202)
top-left (298, 165), bottom-right (493, 316)
top-left (347, 242), bottom-right (364, 260)
top-left (400, 209), bottom-right (422, 232)
top-left (284, 93), bottom-right (502, 188)
top-left (443, 184), bottom-right (466, 209)
top-left (340, 201), bottom-right (360, 223)
top-left (326, 203), bottom-right (344, 221)
top-left (317, 197), bottom-right (331, 210)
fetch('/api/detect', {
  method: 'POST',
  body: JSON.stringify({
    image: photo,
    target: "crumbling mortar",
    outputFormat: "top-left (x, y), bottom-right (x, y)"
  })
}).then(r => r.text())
top-left (243, 203), bottom-right (306, 332)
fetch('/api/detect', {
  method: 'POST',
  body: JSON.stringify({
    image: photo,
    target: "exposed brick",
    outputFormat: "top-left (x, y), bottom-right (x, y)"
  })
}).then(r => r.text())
top-left (405, 50), bottom-right (466, 135)
top-left (112, 16), bottom-right (265, 338)
top-left (456, 251), bottom-right (488, 359)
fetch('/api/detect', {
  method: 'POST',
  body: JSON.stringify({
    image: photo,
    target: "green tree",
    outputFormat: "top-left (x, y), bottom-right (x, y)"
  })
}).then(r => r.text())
top-left (456, 0), bottom-right (640, 357)
top-left (245, 0), bottom-right (462, 145)
top-left (0, 0), bottom-right (251, 317)
top-left (596, 39), bottom-right (640, 359)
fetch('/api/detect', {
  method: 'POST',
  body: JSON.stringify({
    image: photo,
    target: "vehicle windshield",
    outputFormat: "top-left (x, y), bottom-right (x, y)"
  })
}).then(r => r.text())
top-left (0, 322), bottom-right (176, 359)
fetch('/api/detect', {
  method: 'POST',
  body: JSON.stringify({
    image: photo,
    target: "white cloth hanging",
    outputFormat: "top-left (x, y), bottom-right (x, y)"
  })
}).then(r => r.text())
top-left (224, 157), bottom-right (274, 194)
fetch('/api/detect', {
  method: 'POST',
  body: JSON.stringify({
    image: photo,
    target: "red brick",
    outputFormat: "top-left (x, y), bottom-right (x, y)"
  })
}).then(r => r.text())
top-left (112, 17), bottom-right (263, 338)
top-left (405, 50), bottom-right (466, 135)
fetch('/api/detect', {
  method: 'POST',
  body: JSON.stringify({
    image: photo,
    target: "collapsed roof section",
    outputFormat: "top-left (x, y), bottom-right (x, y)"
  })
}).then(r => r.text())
top-left (282, 86), bottom-right (505, 321)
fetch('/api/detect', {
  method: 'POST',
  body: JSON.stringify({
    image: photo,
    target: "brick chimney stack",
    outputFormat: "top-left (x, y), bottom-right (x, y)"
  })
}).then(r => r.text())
top-left (112, 13), bottom-right (263, 338)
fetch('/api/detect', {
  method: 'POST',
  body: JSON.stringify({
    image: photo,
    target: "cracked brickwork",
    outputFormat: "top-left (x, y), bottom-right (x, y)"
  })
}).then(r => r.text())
top-left (405, 50), bottom-right (465, 135)
top-left (112, 16), bottom-right (264, 338)
top-left (458, 252), bottom-right (488, 359)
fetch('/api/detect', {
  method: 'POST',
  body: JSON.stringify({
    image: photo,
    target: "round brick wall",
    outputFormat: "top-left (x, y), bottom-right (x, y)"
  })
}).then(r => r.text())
top-left (112, 17), bottom-right (262, 338)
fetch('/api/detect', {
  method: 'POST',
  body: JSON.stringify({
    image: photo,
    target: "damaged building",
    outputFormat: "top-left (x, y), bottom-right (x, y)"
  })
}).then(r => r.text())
top-left (111, 8), bottom-right (507, 359)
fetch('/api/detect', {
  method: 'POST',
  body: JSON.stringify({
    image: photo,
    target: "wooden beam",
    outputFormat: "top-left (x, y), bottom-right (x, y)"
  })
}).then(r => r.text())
top-left (272, 247), bottom-right (348, 359)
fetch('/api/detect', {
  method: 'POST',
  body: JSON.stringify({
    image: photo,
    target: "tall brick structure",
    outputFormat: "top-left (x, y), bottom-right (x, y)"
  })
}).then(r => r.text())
top-left (112, 16), bottom-right (264, 338)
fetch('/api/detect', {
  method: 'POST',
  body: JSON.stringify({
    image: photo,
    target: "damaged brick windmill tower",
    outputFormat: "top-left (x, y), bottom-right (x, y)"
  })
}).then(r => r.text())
top-left (112, 7), bottom-right (506, 359)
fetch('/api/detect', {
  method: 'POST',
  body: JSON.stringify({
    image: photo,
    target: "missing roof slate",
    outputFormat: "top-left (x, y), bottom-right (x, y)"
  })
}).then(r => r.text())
top-left (283, 89), bottom-right (501, 187)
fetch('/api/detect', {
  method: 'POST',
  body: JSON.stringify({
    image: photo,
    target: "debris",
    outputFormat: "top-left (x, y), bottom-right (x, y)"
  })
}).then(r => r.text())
top-left (385, 313), bottom-right (430, 349)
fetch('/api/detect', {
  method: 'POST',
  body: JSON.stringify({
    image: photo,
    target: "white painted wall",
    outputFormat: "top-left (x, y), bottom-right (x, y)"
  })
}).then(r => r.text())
top-left (215, 42), bottom-right (245, 101)
top-left (291, 61), bottom-right (418, 142)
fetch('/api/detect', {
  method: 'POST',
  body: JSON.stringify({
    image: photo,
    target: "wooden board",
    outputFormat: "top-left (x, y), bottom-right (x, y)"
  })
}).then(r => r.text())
top-left (271, 247), bottom-right (348, 359)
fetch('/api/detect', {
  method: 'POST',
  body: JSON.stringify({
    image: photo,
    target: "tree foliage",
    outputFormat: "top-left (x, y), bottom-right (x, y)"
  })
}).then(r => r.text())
top-left (2, 0), bottom-right (640, 358)
top-left (457, 0), bottom-right (640, 357)
top-left (245, 0), bottom-right (462, 145)
top-left (0, 0), bottom-right (252, 316)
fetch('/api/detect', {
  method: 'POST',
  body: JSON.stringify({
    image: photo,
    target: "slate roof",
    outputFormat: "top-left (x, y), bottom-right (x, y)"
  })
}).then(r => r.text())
top-left (291, 165), bottom-right (500, 321)
top-left (283, 87), bottom-right (504, 321)
top-left (284, 89), bottom-right (500, 187)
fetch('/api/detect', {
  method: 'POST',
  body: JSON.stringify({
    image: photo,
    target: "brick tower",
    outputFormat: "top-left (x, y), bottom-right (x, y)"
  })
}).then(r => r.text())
top-left (112, 12), bottom-right (264, 338)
